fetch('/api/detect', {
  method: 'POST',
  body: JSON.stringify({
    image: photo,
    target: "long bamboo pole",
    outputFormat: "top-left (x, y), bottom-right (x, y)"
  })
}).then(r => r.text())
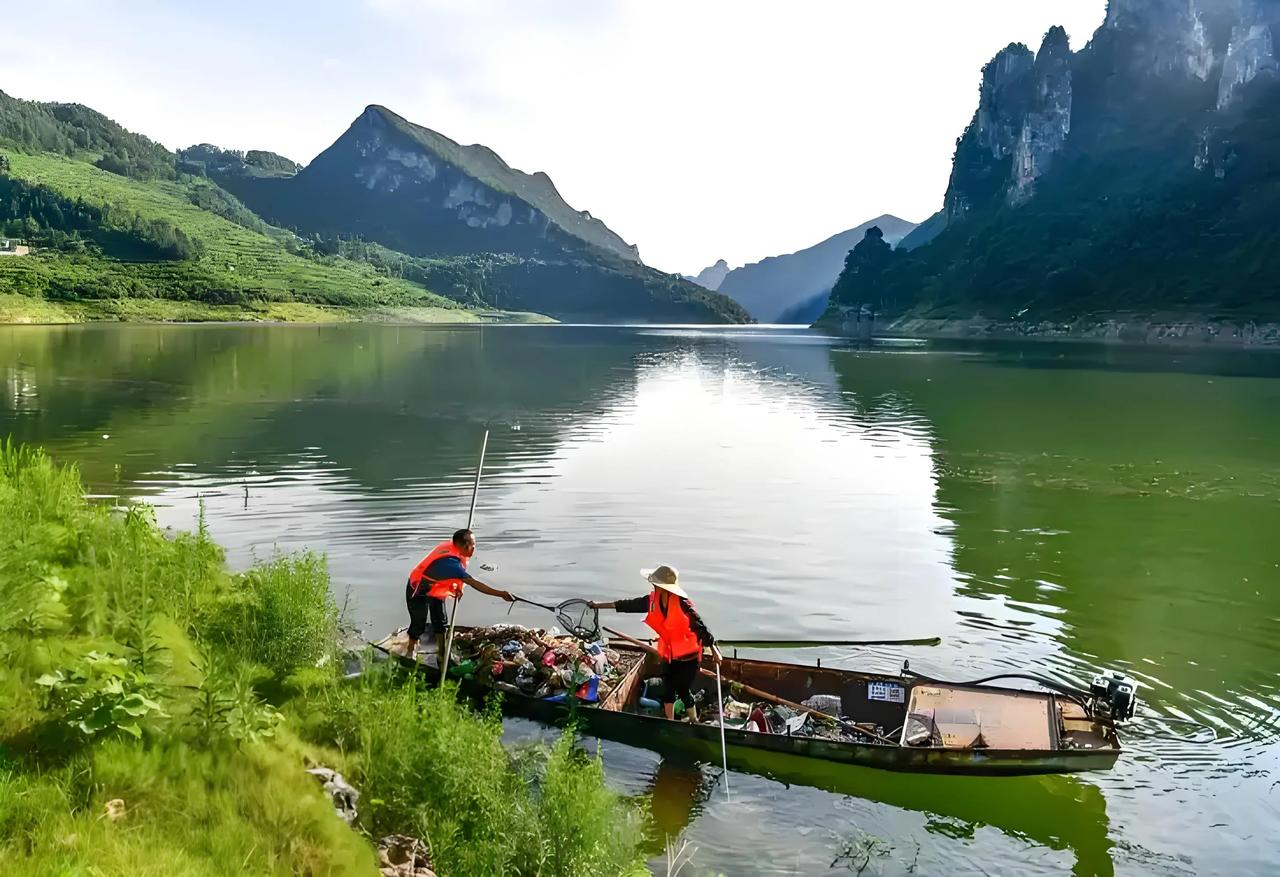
top-left (439, 429), bottom-right (488, 684)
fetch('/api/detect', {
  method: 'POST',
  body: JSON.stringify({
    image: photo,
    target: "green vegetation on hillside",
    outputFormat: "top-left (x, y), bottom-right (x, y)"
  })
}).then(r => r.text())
top-left (0, 89), bottom-right (174, 181)
top-left (0, 152), bottom-right (473, 318)
top-left (0, 443), bottom-right (645, 875)
top-left (824, 81), bottom-right (1280, 326)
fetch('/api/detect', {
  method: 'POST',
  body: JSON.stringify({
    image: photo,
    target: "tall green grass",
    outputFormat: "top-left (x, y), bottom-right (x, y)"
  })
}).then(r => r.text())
top-left (309, 666), bottom-right (646, 877)
top-left (0, 442), bottom-right (647, 875)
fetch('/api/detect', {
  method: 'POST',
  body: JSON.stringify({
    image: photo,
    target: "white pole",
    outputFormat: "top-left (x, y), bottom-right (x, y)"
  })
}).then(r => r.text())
top-left (440, 429), bottom-right (488, 684)
top-left (715, 662), bottom-right (730, 799)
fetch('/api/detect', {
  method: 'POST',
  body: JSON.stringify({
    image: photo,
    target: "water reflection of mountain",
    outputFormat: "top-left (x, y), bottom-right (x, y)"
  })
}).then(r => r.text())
top-left (1, 324), bottom-right (644, 493)
top-left (828, 341), bottom-right (1280, 876)
top-left (825, 344), bottom-right (1280, 736)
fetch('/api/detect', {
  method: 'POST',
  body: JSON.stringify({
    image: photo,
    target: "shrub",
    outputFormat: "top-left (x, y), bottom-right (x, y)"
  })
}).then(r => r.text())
top-left (201, 552), bottom-right (339, 680)
top-left (312, 665), bottom-right (646, 877)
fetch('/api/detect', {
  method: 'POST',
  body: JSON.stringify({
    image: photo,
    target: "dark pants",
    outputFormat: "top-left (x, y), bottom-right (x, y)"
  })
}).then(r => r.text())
top-left (661, 656), bottom-right (701, 707)
top-left (406, 579), bottom-right (448, 642)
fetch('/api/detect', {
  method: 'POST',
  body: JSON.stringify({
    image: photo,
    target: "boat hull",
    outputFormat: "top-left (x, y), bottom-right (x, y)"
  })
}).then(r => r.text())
top-left (372, 643), bottom-right (1120, 777)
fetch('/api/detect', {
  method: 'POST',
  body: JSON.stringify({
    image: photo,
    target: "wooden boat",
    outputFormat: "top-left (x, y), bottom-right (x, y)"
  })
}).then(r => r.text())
top-left (369, 631), bottom-right (1125, 777)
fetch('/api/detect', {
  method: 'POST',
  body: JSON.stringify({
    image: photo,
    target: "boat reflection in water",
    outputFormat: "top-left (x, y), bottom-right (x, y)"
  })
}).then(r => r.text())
top-left (632, 747), bottom-right (1113, 877)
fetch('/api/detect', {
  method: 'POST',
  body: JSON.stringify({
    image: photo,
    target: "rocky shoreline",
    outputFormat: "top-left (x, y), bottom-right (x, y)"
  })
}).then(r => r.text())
top-left (822, 313), bottom-right (1280, 348)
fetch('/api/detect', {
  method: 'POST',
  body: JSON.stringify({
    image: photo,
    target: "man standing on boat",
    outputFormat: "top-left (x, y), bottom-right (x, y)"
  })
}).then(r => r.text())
top-left (590, 565), bottom-right (721, 721)
top-left (402, 528), bottom-right (514, 663)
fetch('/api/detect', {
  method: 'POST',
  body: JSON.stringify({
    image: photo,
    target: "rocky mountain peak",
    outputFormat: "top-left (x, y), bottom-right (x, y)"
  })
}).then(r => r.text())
top-left (322, 104), bottom-right (641, 263)
top-left (684, 259), bottom-right (731, 291)
top-left (1102, 0), bottom-right (1215, 80)
top-left (943, 43), bottom-right (1035, 219)
top-left (1010, 26), bottom-right (1074, 204)
top-left (974, 44), bottom-right (1036, 160)
top-left (1218, 0), bottom-right (1280, 106)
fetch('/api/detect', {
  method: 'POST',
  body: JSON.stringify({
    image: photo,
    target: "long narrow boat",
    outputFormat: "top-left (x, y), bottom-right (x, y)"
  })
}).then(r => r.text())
top-left (369, 631), bottom-right (1133, 776)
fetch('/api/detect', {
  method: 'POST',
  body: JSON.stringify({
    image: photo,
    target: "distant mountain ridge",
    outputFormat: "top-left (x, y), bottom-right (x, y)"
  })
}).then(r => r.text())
top-left (717, 215), bottom-right (917, 323)
top-left (683, 259), bottom-right (730, 290)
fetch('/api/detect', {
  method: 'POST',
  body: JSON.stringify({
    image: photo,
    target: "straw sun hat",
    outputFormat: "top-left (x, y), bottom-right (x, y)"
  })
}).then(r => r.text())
top-left (640, 565), bottom-right (689, 599)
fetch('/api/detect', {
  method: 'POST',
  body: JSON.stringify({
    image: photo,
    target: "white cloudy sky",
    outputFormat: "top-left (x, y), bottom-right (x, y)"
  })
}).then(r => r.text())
top-left (1, 1), bottom-right (1106, 273)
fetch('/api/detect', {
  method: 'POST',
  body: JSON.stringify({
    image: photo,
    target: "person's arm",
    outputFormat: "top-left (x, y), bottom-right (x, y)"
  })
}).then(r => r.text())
top-left (683, 600), bottom-right (722, 662)
top-left (462, 575), bottom-right (513, 602)
top-left (588, 595), bottom-right (649, 613)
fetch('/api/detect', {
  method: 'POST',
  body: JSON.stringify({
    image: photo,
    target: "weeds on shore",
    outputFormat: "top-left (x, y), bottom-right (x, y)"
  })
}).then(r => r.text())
top-left (0, 441), bottom-right (646, 875)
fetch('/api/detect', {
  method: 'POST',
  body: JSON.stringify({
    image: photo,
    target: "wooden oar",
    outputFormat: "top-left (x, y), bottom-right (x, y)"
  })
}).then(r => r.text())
top-left (717, 637), bottom-right (941, 649)
top-left (603, 627), bottom-right (896, 746)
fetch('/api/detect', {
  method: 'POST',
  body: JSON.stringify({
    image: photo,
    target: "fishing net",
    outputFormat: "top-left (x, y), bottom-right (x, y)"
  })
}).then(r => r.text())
top-left (512, 596), bottom-right (600, 641)
top-left (552, 599), bottom-right (600, 641)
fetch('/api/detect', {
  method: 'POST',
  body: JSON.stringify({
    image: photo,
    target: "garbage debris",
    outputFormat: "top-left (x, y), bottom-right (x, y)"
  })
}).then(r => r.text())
top-left (447, 624), bottom-right (641, 705)
top-left (903, 711), bottom-right (941, 747)
top-left (801, 694), bottom-right (843, 715)
top-left (703, 693), bottom-right (885, 744)
top-left (377, 834), bottom-right (436, 877)
top-left (307, 766), bottom-right (360, 824)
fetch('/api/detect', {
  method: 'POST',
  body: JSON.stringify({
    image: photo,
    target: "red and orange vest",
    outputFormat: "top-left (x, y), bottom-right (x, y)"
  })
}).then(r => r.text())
top-left (644, 591), bottom-right (702, 661)
top-left (409, 540), bottom-right (468, 599)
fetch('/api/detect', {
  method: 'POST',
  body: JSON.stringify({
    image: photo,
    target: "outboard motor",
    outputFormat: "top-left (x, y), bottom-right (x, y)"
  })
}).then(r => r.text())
top-left (1089, 671), bottom-right (1138, 721)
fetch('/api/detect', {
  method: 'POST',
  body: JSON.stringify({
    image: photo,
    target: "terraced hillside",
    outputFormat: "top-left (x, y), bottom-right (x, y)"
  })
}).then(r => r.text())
top-left (0, 152), bottom-right (476, 322)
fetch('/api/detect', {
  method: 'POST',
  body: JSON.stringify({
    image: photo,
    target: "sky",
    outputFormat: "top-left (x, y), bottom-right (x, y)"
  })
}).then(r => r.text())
top-left (0, 1), bottom-right (1107, 274)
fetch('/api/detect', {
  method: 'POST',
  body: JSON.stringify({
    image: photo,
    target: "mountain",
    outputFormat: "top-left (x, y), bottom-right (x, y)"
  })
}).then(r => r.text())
top-left (0, 88), bottom-right (746, 324)
top-left (683, 259), bottom-right (731, 290)
top-left (895, 210), bottom-right (946, 251)
top-left (717, 215), bottom-right (917, 323)
top-left (189, 106), bottom-right (748, 323)
top-left (0, 90), bottom-right (485, 322)
top-left (200, 106), bottom-right (641, 264)
top-left (819, 1), bottom-right (1280, 337)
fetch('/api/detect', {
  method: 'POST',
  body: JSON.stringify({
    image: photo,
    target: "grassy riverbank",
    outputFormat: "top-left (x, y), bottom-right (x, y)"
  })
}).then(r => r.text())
top-left (0, 291), bottom-right (554, 326)
top-left (0, 443), bottom-right (643, 875)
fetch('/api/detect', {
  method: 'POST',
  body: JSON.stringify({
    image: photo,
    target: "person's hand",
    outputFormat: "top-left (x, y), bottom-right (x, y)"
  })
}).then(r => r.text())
top-left (499, 590), bottom-right (515, 603)
top-left (587, 600), bottom-right (602, 609)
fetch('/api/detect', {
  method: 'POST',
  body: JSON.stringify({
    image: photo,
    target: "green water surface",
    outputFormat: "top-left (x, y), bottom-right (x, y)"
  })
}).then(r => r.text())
top-left (2, 323), bottom-right (1277, 876)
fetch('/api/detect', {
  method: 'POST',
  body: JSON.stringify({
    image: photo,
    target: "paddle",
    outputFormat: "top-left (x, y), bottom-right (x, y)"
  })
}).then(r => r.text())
top-left (716, 637), bottom-right (941, 649)
top-left (603, 627), bottom-right (896, 746)
top-left (440, 429), bottom-right (489, 684)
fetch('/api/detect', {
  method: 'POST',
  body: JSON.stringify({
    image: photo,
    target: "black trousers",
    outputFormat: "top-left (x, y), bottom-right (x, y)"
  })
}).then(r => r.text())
top-left (661, 656), bottom-right (701, 707)
top-left (406, 580), bottom-right (448, 642)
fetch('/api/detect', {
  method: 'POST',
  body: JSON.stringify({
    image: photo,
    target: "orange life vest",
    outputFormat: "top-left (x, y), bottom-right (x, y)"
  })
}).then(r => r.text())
top-left (409, 540), bottom-right (468, 599)
top-left (644, 591), bottom-right (702, 661)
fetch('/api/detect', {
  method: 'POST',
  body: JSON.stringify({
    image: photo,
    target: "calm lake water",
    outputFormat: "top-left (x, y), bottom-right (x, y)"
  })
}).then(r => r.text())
top-left (3, 323), bottom-right (1278, 876)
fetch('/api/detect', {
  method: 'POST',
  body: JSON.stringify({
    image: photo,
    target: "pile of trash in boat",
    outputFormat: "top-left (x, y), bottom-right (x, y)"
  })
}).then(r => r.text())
top-left (696, 692), bottom-right (892, 742)
top-left (447, 625), bottom-right (641, 705)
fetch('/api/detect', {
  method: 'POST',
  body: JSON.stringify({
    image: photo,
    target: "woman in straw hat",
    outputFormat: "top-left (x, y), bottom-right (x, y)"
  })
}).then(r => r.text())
top-left (590, 565), bottom-right (720, 721)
